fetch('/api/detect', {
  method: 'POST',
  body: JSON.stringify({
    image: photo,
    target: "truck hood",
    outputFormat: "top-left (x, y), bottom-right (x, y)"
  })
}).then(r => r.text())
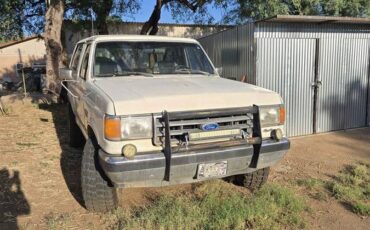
top-left (93, 76), bottom-right (282, 115)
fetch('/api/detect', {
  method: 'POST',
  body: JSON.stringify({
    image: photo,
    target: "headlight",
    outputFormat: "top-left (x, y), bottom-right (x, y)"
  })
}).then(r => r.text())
top-left (259, 105), bottom-right (285, 127)
top-left (121, 116), bottom-right (152, 139)
top-left (104, 115), bottom-right (152, 141)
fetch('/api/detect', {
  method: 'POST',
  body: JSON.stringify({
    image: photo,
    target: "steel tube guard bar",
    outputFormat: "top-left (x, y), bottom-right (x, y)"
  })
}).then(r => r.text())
top-left (162, 105), bottom-right (262, 181)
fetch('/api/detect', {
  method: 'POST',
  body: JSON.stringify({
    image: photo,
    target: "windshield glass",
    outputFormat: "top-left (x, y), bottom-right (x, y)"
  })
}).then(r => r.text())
top-left (93, 42), bottom-right (215, 77)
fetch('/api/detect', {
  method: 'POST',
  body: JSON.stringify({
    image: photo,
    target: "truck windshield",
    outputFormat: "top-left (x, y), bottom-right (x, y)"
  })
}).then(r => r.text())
top-left (93, 42), bottom-right (215, 77)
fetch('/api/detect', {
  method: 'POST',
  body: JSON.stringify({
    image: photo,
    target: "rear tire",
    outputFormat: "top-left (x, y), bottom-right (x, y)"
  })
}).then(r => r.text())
top-left (81, 139), bottom-right (118, 212)
top-left (236, 167), bottom-right (270, 191)
top-left (68, 105), bottom-right (85, 148)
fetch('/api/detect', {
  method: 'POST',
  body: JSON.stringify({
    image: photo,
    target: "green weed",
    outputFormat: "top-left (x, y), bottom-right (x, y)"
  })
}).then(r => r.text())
top-left (297, 178), bottom-right (323, 189)
top-left (326, 162), bottom-right (370, 216)
top-left (0, 101), bottom-right (12, 115)
top-left (44, 212), bottom-right (71, 230)
top-left (296, 178), bottom-right (328, 201)
top-left (296, 163), bottom-right (370, 216)
top-left (111, 181), bottom-right (307, 230)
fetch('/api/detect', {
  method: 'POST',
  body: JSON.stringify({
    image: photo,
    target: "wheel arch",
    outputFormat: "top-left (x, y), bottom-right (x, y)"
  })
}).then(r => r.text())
top-left (87, 125), bottom-right (99, 144)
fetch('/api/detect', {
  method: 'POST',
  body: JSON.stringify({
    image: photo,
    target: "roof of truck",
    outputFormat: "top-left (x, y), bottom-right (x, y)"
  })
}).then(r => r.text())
top-left (78, 35), bottom-right (199, 44)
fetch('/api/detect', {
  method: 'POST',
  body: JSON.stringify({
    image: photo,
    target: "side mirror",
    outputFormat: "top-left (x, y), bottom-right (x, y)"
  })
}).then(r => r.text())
top-left (59, 68), bottom-right (73, 80)
top-left (215, 67), bottom-right (223, 77)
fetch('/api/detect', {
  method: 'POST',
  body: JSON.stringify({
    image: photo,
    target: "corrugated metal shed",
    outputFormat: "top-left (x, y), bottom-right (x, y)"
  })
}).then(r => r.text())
top-left (200, 24), bottom-right (255, 83)
top-left (198, 15), bottom-right (370, 137)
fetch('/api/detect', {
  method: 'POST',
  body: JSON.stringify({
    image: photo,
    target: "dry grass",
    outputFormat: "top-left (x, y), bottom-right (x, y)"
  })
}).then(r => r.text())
top-left (44, 212), bottom-right (72, 230)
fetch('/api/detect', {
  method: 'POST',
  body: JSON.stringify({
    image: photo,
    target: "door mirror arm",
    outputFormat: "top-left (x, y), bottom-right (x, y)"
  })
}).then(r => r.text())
top-left (61, 80), bottom-right (79, 98)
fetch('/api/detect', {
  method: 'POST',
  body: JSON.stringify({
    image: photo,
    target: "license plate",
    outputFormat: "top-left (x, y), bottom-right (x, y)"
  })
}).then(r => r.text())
top-left (197, 161), bottom-right (227, 178)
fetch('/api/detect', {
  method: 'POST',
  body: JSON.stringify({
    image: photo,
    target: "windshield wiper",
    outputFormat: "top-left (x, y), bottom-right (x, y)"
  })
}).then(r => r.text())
top-left (190, 70), bottom-right (212, 75)
top-left (174, 68), bottom-right (211, 76)
top-left (96, 71), bottom-right (153, 78)
top-left (116, 72), bottom-right (154, 77)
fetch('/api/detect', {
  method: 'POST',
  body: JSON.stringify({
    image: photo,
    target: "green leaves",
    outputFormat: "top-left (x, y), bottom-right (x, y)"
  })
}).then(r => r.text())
top-left (0, 0), bottom-right (46, 42)
top-left (229, 0), bottom-right (370, 23)
top-left (322, 0), bottom-right (370, 17)
top-left (0, 0), bottom-right (24, 41)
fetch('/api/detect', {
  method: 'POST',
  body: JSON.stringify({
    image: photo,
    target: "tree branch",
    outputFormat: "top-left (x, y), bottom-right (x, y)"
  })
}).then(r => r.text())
top-left (24, 13), bottom-right (44, 18)
top-left (141, 0), bottom-right (208, 35)
top-left (140, 0), bottom-right (163, 35)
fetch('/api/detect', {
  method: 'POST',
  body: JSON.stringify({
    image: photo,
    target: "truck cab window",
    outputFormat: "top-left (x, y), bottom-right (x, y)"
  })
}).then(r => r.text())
top-left (71, 44), bottom-right (83, 72)
top-left (79, 44), bottom-right (91, 80)
top-left (93, 42), bottom-right (215, 77)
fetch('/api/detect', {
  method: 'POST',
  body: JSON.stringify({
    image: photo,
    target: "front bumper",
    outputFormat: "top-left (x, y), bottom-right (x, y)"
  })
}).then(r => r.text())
top-left (99, 138), bottom-right (290, 188)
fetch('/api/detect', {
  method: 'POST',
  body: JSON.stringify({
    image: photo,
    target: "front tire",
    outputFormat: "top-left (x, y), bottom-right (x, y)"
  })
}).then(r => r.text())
top-left (81, 139), bottom-right (118, 212)
top-left (236, 167), bottom-right (270, 191)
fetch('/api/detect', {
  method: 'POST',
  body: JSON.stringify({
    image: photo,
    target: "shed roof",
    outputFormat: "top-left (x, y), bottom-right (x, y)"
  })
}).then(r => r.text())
top-left (259, 15), bottom-right (370, 25)
top-left (0, 35), bottom-right (43, 49)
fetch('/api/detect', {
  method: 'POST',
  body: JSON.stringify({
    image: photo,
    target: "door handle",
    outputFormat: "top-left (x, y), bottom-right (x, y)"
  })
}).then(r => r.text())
top-left (311, 80), bottom-right (322, 88)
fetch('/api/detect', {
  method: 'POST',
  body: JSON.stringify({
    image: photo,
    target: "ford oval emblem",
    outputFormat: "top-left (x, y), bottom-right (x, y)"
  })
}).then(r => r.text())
top-left (201, 123), bottom-right (220, 131)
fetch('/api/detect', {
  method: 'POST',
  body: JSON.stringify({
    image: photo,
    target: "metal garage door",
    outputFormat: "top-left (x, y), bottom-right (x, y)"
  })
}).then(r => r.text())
top-left (316, 39), bottom-right (369, 133)
top-left (256, 39), bottom-right (316, 137)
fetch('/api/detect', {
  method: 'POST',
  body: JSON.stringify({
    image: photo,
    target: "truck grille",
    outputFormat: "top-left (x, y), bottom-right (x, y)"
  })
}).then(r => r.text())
top-left (153, 108), bottom-right (255, 146)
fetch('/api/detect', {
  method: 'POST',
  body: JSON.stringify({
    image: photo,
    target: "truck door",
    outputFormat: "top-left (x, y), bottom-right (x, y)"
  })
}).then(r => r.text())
top-left (75, 43), bottom-right (92, 129)
top-left (68, 43), bottom-right (91, 130)
top-left (68, 43), bottom-right (83, 109)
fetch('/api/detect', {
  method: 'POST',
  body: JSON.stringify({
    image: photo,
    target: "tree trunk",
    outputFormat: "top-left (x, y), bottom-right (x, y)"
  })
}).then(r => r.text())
top-left (44, 0), bottom-right (65, 94)
top-left (93, 0), bottom-right (113, 35)
top-left (96, 18), bottom-right (109, 35)
top-left (141, 0), bottom-right (163, 35)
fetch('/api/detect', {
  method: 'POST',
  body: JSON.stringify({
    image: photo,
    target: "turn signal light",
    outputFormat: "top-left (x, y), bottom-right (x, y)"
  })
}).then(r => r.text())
top-left (104, 116), bottom-right (121, 141)
top-left (279, 106), bottom-right (286, 125)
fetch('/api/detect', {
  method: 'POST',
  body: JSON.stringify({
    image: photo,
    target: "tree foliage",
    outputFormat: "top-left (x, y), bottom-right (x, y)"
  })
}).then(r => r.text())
top-left (226, 0), bottom-right (370, 23)
top-left (0, 0), bottom-right (46, 42)
top-left (66, 0), bottom-right (140, 34)
top-left (0, 0), bottom-right (140, 42)
top-left (321, 0), bottom-right (370, 17)
top-left (164, 0), bottom-right (228, 24)
top-left (141, 0), bottom-right (227, 35)
top-left (23, 0), bottom-right (47, 34)
top-left (1, 0), bottom-right (370, 41)
top-left (0, 0), bottom-right (23, 41)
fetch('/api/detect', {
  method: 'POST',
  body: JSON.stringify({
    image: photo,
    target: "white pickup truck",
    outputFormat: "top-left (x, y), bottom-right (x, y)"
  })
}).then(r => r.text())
top-left (59, 35), bottom-right (290, 212)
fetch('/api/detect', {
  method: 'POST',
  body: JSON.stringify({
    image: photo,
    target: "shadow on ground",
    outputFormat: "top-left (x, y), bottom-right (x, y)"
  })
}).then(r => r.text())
top-left (322, 79), bottom-right (369, 139)
top-left (39, 104), bottom-right (85, 208)
top-left (0, 168), bottom-right (30, 230)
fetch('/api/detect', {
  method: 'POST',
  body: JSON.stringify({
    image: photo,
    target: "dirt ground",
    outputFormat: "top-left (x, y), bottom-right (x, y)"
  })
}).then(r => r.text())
top-left (0, 98), bottom-right (369, 230)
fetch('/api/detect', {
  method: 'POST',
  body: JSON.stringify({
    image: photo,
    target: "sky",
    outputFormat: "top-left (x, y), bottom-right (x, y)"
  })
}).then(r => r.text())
top-left (125, 1), bottom-right (226, 24)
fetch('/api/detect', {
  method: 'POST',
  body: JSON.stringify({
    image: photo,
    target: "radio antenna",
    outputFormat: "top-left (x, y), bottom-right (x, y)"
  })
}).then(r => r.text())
top-left (90, 8), bottom-right (94, 36)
